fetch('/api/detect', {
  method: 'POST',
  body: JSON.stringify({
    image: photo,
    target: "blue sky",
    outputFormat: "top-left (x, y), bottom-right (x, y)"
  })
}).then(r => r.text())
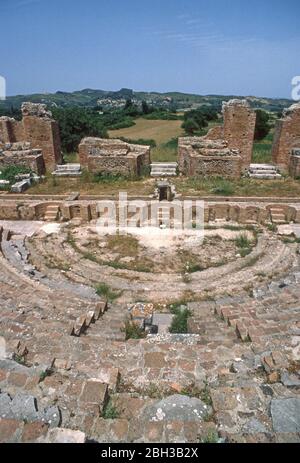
top-left (0, 0), bottom-right (299, 98)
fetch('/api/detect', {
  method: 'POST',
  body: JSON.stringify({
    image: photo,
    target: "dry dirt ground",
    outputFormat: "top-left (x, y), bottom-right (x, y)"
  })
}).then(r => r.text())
top-left (67, 225), bottom-right (256, 274)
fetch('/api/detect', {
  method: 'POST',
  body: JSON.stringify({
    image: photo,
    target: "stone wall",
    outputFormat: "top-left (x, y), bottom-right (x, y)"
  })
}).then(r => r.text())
top-left (0, 103), bottom-right (62, 172)
top-left (0, 143), bottom-right (45, 175)
top-left (272, 103), bottom-right (300, 171)
top-left (79, 138), bottom-right (151, 177)
top-left (178, 137), bottom-right (242, 179)
top-left (178, 99), bottom-right (256, 178)
top-left (189, 156), bottom-right (242, 178)
top-left (222, 99), bottom-right (256, 171)
top-left (1, 198), bottom-right (299, 225)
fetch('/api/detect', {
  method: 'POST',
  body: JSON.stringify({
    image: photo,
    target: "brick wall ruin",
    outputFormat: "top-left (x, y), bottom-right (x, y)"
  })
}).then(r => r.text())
top-left (272, 103), bottom-right (300, 171)
top-left (0, 102), bottom-right (62, 173)
top-left (223, 100), bottom-right (257, 171)
top-left (178, 137), bottom-right (242, 179)
top-left (178, 99), bottom-right (256, 179)
top-left (79, 138), bottom-right (151, 177)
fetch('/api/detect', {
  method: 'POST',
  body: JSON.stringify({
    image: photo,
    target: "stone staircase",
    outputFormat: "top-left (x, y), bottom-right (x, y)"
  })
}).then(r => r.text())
top-left (248, 164), bottom-right (282, 179)
top-left (44, 204), bottom-right (60, 221)
top-left (187, 301), bottom-right (240, 347)
top-left (85, 303), bottom-right (126, 341)
top-left (70, 300), bottom-right (108, 337)
top-left (269, 206), bottom-right (287, 224)
top-left (151, 163), bottom-right (177, 177)
top-left (52, 164), bottom-right (82, 177)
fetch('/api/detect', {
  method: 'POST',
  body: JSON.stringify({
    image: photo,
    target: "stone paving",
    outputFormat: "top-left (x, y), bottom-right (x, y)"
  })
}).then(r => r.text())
top-left (0, 221), bottom-right (299, 443)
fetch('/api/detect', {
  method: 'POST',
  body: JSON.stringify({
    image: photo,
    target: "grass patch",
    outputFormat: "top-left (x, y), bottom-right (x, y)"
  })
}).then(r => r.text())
top-left (174, 176), bottom-right (300, 198)
top-left (106, 234), bottom-right (139, 257)
top-left (169, 305), bottom-right (192, 334)
top-left (93, 171), bottom-right (132, 183)
top-left (235, 233), bottom-right (251, 249)
top-left (118, 136), bottom-right (156, 148)
top-left (144, 383), bottom-right (165, 399)
top-left (239, 248), bottom-right (252, 257)
top-left (185, 263), bottom-right (205, 273)
top-left (252, 131), bottom-right (273, 164)
top-left (210, 178), bottom-right (235, 196)
top-left (109, 117), bottom-right (181, 162)
top-left (39, 368), bottom-right (54, 383)
top-left (95, 283), bottom-right (122, 301)
top-left (151, 137), bottom-right (178, 162)
top-left (201, 430), bottom-right (219, 444)
top-left (280, 236), bottom-right (300, 244)
top-left (122, 320), bottom-right (146, 340)
top-left (180, 384), bottom-right (212, 408)
top-left (12, 353), bottom-right (27, 366)
top-left (63, 152), bottom-right (78, 163)
top-left (267, 223), bottom-right (278, 232)
top-left (108, 117), bottom-right (184, 146)
top-left (102, 400), bottom-right (120, 419)
top-left (0, 165), bottom-right (31, 183)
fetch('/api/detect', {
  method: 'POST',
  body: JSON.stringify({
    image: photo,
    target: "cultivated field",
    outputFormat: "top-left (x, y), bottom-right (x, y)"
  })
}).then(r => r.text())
top-left (108, 117), bottom-right (184, 145)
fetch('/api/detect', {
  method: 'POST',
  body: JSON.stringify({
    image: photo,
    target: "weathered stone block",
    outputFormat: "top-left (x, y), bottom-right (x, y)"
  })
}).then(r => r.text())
top-left (80, 380), bottom-right (108, 408)
top-left (0, 418), bottom-right (23, 443)
top-left (271, 398), bottom-right (300, 433)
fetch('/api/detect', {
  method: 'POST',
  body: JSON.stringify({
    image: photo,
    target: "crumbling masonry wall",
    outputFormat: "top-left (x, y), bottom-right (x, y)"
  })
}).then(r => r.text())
top-left (272, 103), bottom-right (300, 171)
top-left (223, 100), bottom-right (256, 171)
top-left (0, 142), bottom-right (45, 175)
top-left (0, 103), bottom-right (62, 172)
top-left (178, 100), bottom-right (256, 178)
top-left (178, 137), bottom-right (242, 179)
top-left (79, 138), bottom-right (151, 177)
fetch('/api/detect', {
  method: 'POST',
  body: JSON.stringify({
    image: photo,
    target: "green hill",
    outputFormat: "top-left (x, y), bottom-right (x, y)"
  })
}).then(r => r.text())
top-left (0, 88), bottom-right (293, 113)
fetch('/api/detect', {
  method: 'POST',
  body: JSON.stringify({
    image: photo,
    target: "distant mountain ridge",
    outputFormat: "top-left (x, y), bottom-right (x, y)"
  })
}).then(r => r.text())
top-left (0, 87), bottom-right (293, 112)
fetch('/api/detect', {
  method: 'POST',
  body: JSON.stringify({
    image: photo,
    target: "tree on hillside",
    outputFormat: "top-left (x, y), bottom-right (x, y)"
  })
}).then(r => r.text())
top-left (124, 99), bottom-right (140, 117)
top-left (182, 118), bottom-right (201, 135)
top-left (141, 100), bottom-right (151, 115)
top-left (52, 107), bottom-right (107, 153)
top-left (0, 106), bottom-right (22, 120)
top-left (182, 106), bottom-right (218, 135)
top-left (254, 109), bottom-right (271, 141)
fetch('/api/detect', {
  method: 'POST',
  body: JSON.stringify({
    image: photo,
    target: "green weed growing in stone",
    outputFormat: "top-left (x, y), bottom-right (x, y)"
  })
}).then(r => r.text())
top-left (122, 320), bottom-right (146, 340)
top-left (95, 283), bottom-right (122, 301)
top-left (169, 305), bottom-right (192, 334)
top-left (102, 400), bottom-right (120, 419)
top-left (235, 233), bottom-right (251, 249)
top-left (201, 430), bottom-right (219, 443)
